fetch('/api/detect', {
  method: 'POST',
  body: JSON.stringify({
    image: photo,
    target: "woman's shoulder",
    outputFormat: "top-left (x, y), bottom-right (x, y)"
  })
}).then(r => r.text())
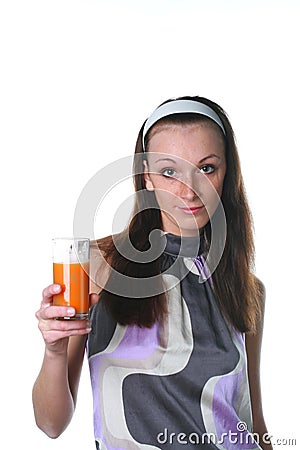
top-left (252, 275), bottom-right (266, 304)
top-left (91, 232), bottom-right (124, 256)
top-left (89, 234), bottom-right (115, 294)
top-left (92, 234), bottom-right (112, 248)
top-left (250, 274), bottom-right (266, 331)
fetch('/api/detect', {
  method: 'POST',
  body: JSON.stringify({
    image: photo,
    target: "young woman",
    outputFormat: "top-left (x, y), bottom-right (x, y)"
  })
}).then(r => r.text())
top-left (33, 96), bottom-right (272, 449)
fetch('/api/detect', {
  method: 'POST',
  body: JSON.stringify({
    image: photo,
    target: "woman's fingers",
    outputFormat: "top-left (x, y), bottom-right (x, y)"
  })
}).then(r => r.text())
top-left (37, 314), bottom-right (91, 349)
top-left (38, 319), bottom-right (91, 345)
top-left (36, 284), bottom-right (93, 350)
top-left (41, 284), bottom-right (61, 305)
top-left (38, 305), bottom-right (75, 321)
top-left (39, 316), bottom-right (91, 332)
top-left (37, 284), bottom-right (74, 320)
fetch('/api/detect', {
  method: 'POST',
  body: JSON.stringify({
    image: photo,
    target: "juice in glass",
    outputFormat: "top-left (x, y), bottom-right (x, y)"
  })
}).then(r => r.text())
top-left (52, 238), bottom-right (90, 320)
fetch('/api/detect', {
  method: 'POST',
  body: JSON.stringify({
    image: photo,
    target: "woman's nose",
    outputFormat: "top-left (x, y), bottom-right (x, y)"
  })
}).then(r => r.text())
top-left (177, 176), bottom-right (199, 200)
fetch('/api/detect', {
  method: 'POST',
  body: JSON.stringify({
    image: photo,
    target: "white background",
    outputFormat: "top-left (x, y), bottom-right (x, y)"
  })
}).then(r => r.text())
top-left (1, 0), bottom-right (299, 448)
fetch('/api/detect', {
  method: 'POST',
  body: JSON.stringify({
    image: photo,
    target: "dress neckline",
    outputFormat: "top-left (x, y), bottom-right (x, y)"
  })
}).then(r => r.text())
top-left (162, 231), bottom-right (204, 258)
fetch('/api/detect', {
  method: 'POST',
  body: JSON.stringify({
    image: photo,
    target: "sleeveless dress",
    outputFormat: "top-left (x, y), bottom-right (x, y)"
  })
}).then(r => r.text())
top-left (87, 232), bottom-right (262, 450)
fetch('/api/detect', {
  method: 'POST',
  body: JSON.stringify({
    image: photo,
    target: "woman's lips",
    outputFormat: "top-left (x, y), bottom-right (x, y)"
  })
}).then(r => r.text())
top-left (178, 205), bottom-right (205, 215)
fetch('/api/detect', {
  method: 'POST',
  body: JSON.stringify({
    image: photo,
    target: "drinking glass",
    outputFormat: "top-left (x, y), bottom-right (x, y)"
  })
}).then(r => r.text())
top-left (52, 238), bottom-right (90, 320)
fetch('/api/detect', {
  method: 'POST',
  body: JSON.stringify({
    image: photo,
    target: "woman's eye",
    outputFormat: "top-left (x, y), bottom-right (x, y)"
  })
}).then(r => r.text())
top-left (199, 164), bottom-right (215, 174)
top-left (161, 168), bottom-right (177, 177)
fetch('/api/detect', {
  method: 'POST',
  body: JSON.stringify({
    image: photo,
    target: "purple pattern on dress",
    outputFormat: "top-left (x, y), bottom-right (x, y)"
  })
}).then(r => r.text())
top-left (193, 255), bottom-right (213, 288)
top-left (212, 371), bottom-right (258, 449)
top-left (193, 255), bottom-right (260, 449)
top-left (89, 323), bottom-right (160, 449)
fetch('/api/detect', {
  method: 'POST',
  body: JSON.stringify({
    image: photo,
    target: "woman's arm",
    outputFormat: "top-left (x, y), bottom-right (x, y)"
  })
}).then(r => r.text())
top-left (32, 285), bottom-right (98, 438)
top-left (33, 242), bottom-right (109, 438)
top-left (245, 284), bottom-right (273, 450)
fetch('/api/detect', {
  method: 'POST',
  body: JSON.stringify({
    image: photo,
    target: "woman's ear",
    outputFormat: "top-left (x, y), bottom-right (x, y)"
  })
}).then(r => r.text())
top-left (143, 159), bottom-right (154, 191)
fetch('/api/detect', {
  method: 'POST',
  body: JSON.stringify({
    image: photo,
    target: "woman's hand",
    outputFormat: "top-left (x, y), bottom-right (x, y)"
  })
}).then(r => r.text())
top-left (35, 284), bottom-right (96, 355)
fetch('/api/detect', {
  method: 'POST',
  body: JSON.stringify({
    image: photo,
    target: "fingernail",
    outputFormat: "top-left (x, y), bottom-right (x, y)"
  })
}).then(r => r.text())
top-left (53, 284), bottom-right (61, 293)
top-left (67, 308), bottom-right (75, 316)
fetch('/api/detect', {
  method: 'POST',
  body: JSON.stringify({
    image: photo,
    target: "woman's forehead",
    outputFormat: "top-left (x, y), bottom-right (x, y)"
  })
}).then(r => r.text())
top-left (146, 123), bottom-right (225, 160)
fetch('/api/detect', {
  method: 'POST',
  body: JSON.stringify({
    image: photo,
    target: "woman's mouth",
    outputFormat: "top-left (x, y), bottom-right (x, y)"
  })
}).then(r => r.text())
top-left (178, 205), bottom-right (205, 215)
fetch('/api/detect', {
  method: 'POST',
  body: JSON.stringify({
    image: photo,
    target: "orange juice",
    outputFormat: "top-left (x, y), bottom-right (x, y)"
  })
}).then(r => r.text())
top-left (53, 261), bottom-right (90, 317)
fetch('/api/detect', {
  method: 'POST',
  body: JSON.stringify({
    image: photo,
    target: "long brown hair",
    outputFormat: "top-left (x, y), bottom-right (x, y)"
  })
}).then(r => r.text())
top-left (97, 96), bottom-right (263, 333)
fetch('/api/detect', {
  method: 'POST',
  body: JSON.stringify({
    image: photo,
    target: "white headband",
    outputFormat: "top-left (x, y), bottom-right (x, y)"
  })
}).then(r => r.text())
top-left (142, 99), bottom-right (226, 151)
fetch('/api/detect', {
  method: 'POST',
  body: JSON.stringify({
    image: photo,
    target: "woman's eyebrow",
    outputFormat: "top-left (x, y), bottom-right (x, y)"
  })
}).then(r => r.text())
top-left (154, 157), bottom-right (177, 164)
top-left (199, 154), bottom-right (221, 163)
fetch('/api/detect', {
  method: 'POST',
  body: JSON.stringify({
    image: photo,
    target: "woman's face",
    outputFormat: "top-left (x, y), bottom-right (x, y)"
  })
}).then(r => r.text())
top-left (143, 123), bottom-right (226, 237)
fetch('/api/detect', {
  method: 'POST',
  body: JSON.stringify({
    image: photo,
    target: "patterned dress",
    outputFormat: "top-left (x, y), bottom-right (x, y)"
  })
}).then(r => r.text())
top-left (87, 232), bottom-right (262, 450)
